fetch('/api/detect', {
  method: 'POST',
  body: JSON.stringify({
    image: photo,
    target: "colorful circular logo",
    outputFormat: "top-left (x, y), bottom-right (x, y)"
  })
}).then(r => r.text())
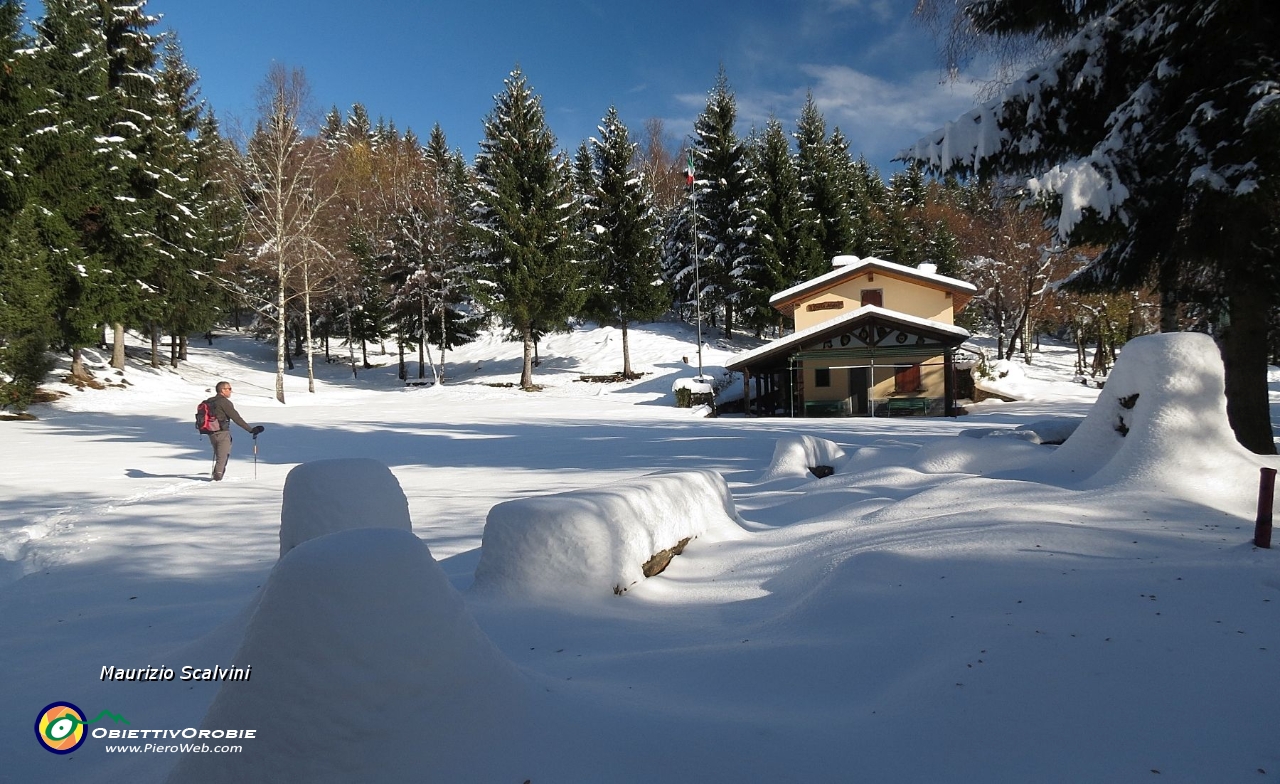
top-left (35, 702), bottom-right (87, 754)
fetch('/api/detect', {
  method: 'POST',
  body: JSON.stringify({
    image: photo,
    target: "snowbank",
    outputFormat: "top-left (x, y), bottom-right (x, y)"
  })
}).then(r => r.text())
top-left (279, 459), bottom-right (411, 557)
top-left (168, 528), bottom-right (526, 783)
top-left (961, 416), bottom-right (1081, 445)
top-left (472, 469), bottom-right (745, 598)
top-left (759, 435), bottom-right (848, 481)
top-left (910, 436), bottom-right (1049, 475)
top-left (1016, 332), bottom-right (1266, 499)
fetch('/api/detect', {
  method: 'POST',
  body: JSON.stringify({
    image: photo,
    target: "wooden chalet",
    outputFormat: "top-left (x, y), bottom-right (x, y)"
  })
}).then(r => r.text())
top-left (725, 255), bottom-right (976, 417)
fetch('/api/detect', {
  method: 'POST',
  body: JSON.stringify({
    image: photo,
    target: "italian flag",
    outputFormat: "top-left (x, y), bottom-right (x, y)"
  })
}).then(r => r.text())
top-left (685, 151), bottom-right (695, 186)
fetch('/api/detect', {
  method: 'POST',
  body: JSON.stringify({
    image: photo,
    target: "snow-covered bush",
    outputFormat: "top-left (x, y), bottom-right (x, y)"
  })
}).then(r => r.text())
top-left (279, 459), bottom-right (412, 557)
top-left (472, 469), bottom-right (745, 598)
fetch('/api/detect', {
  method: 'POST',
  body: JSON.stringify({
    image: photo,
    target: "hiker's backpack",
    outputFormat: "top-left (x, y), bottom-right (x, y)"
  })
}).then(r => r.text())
top-left (195, 399), bottom-right (221, 434)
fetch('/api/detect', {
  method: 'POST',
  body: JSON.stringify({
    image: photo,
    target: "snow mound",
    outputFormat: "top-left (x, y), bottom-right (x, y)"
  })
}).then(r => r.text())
top-left (672, 376), bottom-right (715, 394)
top-left (961, 416), bottom-right (1081, 445)
top-left (168, 528), bottom-right (526, 783)
top-left (472, 469), bottom-right (745, 598)
top-left (1024, 332), bottom-right (1265, 498)
top-left (910, 436), bottom-right (1049, 475)
top-left (279, 459), bottom-right (411, 557)
top-left (760, 435), bottom-right (848, 481)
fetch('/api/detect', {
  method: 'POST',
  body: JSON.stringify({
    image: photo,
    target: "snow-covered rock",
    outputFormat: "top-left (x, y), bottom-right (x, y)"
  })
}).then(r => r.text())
top-left (759, 435), bottom-right (848, 482)
top-left (472, 469), bottom-right (745, 598)
top-left (279, 459), bottom-right (411, 557)
top-left (168, 528), bottom-right (526, 783)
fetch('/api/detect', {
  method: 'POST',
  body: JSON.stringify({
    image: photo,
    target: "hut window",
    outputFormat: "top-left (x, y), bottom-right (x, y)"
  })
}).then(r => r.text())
top-left (894, 364), bottom-right (922, 393)
top-left (815, 368), bottom-right (831, 387)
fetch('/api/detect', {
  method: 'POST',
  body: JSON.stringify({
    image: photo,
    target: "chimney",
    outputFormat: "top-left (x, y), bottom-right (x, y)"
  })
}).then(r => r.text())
top-left (918, 262), bottom-right (938, 275)
top-left (832, 255), bottom-right (859, 268)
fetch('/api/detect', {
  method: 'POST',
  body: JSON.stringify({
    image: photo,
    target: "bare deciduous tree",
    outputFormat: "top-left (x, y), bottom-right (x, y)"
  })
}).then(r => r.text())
top-left (237, 64), bottom-right (342, 403)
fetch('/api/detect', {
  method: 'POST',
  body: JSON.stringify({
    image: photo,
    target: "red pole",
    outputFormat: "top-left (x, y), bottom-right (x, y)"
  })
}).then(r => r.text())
top-left (1255, 467), bottom-right (1276, 549)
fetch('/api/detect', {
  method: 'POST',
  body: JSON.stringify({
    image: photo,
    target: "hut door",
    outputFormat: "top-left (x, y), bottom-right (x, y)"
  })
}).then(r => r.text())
top-left (849, 367), bottom-right (869, 415)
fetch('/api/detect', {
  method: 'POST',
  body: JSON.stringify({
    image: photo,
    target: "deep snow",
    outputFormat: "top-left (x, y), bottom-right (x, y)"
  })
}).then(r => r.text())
top-left (4, 320), bottom-right (1280, 783)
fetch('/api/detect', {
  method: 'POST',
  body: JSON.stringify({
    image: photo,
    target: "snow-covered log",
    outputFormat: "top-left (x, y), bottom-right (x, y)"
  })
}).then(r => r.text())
top-left (473, 469), bottom-right (745, 598)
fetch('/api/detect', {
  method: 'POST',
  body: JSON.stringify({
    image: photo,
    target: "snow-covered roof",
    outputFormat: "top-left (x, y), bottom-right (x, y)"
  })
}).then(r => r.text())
top-left (769, 256), bottom-right (977, 314)
top-left (725, 304), bottom-right (971, 371)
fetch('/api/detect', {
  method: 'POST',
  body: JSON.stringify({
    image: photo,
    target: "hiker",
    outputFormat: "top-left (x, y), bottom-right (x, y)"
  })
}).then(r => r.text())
top-left (202, 381), bottom-right (264, 481)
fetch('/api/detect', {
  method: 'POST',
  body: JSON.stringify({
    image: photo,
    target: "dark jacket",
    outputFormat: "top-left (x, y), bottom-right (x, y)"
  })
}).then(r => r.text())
top-left (205, 395), bottom-right (254, 433)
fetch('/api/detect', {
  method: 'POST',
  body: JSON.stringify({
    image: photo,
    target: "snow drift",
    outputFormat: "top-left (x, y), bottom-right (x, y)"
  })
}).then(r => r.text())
top-left (1021, 331), bottom-right (1265, 499)
top-left (759, 435), bottom-right (848, 482)
top-left (278, 458), bottom-right (411, 557)
top-left (472, 469), bottom-right (745, 598)
top-left (167, 527), bottom-right (527, 783)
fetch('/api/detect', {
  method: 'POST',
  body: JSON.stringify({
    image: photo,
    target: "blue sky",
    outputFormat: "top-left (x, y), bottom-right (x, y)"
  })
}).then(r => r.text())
top-left (115, 0), bottom-right (983, 172)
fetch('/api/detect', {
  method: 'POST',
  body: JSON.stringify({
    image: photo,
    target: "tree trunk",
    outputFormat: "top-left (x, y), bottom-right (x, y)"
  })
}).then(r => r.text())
top-left (71, 346), bottom-right (86, 379)
top-left (111, 323), bottom-right (126, 369)
top-left (170, 332), bottom-right (179, 368)
top-left (520, 326), bottom-right (535, 389)
top-left (1221, 278), bottom-right (1276, 454)
top-left (418, 289), bottom-right (427, 379)
top-left (275, 270), bottom-right (287, 404)
top-left (438, 282), bottom-right (448, 384)
top-left (346, 300), bottom-right (357, 379)
top-left (621, 320), bottom-right (633, 378)
top-left (304, 286), bottom-right (316, 394)
top-left (149, 324), bottom-right (160, 369)
top-left (179, 334), bottom-right (187, 362)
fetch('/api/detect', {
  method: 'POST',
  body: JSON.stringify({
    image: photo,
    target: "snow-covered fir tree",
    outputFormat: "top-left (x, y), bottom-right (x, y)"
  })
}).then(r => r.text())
top-left (906, 0), bottom-right (1280, 453)
top-left (680, 68), bottom-right (755, 341)
top-left (582, 106), bottom-right (668, 378)
top-left (744, 117), bottom-right (814, 336)
top-left (794, 93), bottom-right (851, 273)
top-left (471, 67), bottom-right (583, 389)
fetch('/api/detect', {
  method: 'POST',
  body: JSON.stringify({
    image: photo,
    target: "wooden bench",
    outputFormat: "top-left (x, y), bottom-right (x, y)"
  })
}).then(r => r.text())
top-left (884, 398), bottom-right (930, 416)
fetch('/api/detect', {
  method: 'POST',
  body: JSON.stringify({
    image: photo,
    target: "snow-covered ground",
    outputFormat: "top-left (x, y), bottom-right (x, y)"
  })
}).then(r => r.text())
top-left (5, 320), bottom-right (1280, 783)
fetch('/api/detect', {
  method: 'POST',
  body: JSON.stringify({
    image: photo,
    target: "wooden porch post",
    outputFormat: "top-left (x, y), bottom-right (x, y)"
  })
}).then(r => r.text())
top-left (944, 349), bottom-right (956, 417)
top-left (743, 368), bottom-right (752, 417)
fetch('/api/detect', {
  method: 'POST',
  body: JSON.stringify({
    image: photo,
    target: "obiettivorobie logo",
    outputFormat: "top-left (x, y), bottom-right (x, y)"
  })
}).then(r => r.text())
top-left (34, 702), bottom-right (129, 754)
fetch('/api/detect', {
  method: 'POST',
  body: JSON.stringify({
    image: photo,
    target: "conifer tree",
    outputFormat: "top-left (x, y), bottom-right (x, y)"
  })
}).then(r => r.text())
top-left (584, 107), bottom-right (668, 377)
top-left (745, 117), bottom-right (814, 335)
top-left (27, 0), bottom-right (115, 378)
top-left (795, 94), bottom-right (852, 271)
top-left (686, 68), bottom-right (754, 340)
top-left (0, 5), bottom-right (59, 411)
top-left (908, 0), bottom-right (1280, 453)
top-left (472, 67), bottom-right (583, 389)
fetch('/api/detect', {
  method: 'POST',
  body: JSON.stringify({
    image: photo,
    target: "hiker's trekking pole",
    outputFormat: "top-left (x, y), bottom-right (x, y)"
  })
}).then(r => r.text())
top-left (253, 432), bottom-right (258, 480)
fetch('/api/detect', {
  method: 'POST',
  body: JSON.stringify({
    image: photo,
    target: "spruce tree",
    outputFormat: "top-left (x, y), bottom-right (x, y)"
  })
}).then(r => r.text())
top-left (27, 0), bottom-right (115, 377)
top-left (745, 117), bottom-right (814, 335)
top-left (687, 68), bottom-right (754, 340)
top-left (584, 107), bottom-right (668, 377)
top-left (795, 94), bottom-right (852, 271)
top-left (472, 67), bottom-right (583, 389)
top-left (907, 0), bottom-right (1280, 453)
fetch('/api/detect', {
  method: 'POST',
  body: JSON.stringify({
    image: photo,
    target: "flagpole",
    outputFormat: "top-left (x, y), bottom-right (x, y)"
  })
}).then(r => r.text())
top-left (687, 146), bottom-right (704, 378)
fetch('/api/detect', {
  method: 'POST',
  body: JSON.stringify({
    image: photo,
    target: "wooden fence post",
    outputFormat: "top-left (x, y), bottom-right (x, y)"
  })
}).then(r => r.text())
top-left (1255, 467), bottom-right (1276, 549)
